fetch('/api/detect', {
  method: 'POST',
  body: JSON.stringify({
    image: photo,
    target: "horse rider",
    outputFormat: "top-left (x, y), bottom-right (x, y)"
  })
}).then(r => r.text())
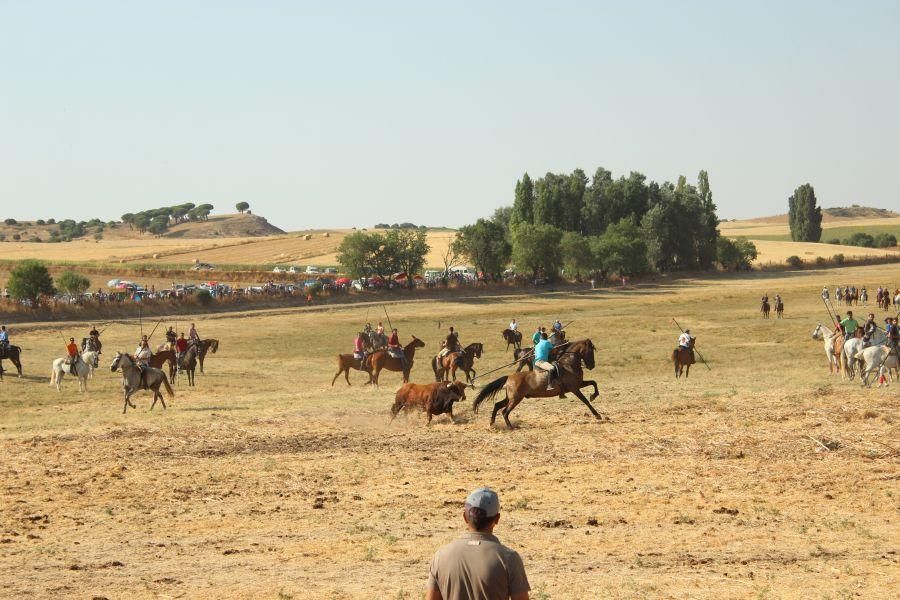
top-left (839, 311), bottom-right (858, 338)
top-left (677, 329), bottom-right (695, 363)
top-left (175, 332), bottom-right (189, 375)
top-left (164, 326), bottom-right (177, 351)
top-left (387, 328), bottom-right (407, 370)
top-left (862, 314), bottom-right (878, 347)
top-left (774, 293), bottom-right (781, 306)
top-left (376, 321), bottom-right (385, 337)
top-left (532, 326), bottom-right (544, 347)
top-left (189, 323), bottom-right (200, 346)
top-left (533, 331), bottom-right (555, 390)
top-left (438, 326), bottom-right (462, 362)
top-left (66, 337), bottom-right (80, 375)
top-left (135, 337), bottom-right (152, 382)
top-left (821, 286), bottom-right (829, 301)
top-left (353, 331), bottom-right (367, 367)
top-left (761, 293), bottom-right (769, 305)
top-left (509, 318), bottom-right (518, 332)
top-left (552, 319), bottom-right (563, 333)
top-left (0, 325), bottom-right (8, 353)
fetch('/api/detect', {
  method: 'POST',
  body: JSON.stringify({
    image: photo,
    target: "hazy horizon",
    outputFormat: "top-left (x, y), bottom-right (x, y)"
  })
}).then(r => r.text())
top-left (2, 1), bottom-right (898, 230)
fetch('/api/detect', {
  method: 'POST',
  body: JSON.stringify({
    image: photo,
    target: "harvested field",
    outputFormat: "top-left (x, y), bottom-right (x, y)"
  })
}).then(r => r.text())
top-left (1, 263), bottom-right (899, 599)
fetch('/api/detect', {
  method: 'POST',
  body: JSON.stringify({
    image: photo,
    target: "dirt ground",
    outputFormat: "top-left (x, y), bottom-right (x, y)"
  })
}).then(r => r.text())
top-left (1, 263), bottom-right (898, 599)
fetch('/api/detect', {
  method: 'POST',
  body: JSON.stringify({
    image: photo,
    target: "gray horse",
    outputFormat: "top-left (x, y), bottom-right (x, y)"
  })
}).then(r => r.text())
top-left (110, 352), bottom-right (175, 414)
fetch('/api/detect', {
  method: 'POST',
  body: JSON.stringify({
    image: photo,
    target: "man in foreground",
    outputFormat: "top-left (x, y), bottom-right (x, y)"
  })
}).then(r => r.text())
top-left (426, 487), bottom-right (529, 600)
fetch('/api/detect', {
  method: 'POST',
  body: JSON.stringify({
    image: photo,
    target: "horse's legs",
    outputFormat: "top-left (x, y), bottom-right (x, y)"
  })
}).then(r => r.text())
top-left (581, 379), bottom-right (600, 401)
top-left (159, 389), bottom-right (167, 409)
top-left (685, 364), bottom-right (690, 378)
top-left (502, 395), bottom-right (523, 429)
top-left (570, 386), bottom-right (603, 420)
top-left (490, 398), bottom-right (509, 426)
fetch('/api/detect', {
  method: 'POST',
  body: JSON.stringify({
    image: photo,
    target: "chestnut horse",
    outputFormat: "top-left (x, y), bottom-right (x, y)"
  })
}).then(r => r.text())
top-left (760, 299), bottom-right (770, 319)
top-left (472, 339), bottom-right (602, 428)
top-left (366, 337), bottom-right (425, 388)
top-left (331, 352), bottom-right (373, 386)
top-left (672, 337), bottom-right (696, 378)
top-left (150, 350), bottom-right (176, 380)
top-left (196, 339), bottom-right (219, 373)
top-left (774, 298), bottom-right (784, 318)
top-left (432, 342), bottom-right (483, 383)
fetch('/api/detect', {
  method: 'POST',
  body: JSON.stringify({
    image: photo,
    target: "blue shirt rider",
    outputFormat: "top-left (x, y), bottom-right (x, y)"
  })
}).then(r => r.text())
top-left (533, 333), bottom-right (555, 389)
top-left (0, 325), bottom-right (8, 350)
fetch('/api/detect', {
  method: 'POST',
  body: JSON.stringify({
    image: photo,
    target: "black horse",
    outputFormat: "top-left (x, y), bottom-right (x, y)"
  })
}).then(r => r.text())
top-left (0, 345), bottom-right (24, 380)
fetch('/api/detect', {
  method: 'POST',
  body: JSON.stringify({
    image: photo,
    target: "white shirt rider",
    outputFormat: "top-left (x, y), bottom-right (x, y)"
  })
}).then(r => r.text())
top-left (678, 331), bottom-right (692, 348)
top-left (509, 320), bottom-right (518, 331)
top-left (135, 343), bottom-right (152, 365)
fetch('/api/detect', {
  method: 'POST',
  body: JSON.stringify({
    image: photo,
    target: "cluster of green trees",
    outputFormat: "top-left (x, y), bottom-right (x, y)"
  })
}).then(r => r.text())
top-left (453, 169), bottom-right (729, 279)
top-left (827, 232), bottom-right (898, 248)
top-left (121, 203), bottom-right (213, 235)
top-left (788, 184), bottom-right (823, 242)
top-left (4, 261), bottom-right (92, 305)
top-left (336, 229), bottom-right (429, 285)
top-left (373, 222), bottom-right (429, 230)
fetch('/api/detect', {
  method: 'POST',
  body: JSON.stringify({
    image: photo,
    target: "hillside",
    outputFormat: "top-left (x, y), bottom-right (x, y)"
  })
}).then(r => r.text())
top-left (0, 213), bottom-right (283, 242)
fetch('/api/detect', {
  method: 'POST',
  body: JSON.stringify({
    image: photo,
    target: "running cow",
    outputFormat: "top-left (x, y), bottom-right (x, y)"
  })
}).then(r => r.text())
top-left (390, 380), bottom-right (468, 424)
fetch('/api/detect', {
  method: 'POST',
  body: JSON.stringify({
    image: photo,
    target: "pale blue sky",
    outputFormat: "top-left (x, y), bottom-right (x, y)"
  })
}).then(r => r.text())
top-left (1, 1), bottom-right (898, 230)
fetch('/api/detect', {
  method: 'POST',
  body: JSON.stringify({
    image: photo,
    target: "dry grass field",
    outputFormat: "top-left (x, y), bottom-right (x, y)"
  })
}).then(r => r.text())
top-left (1, 263), bottom-right (899, 599)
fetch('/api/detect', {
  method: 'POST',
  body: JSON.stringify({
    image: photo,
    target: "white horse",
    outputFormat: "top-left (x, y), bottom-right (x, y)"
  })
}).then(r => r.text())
top-left (50, 350), bottom-right (99, 392)
top-left (859, 345), bottom-right (899, 387)
top-left (841, 328), bottom-right (887, 380)
top-left (811, 323), bottom-right (842, 374)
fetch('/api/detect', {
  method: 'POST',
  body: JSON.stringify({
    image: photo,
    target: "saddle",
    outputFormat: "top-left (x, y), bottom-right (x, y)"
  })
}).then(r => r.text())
top-left (388, 348), bottom-right (403, 359)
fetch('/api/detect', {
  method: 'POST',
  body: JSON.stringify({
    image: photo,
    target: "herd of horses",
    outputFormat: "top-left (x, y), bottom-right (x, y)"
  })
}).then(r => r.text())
top-left (812, 323), bottom-right (898, 386)
top-left (760, 297), bottom-right (785, 319)
top-left (0, 337), bottom-right (220, 413)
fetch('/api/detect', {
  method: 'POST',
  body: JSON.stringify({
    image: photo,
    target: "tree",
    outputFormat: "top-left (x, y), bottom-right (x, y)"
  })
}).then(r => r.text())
top-left (788, 184), bottom-right (823, 242)
top-left (453, 219), bottom-right (511, 277)
top-left (696, 170), bottom-right (719, 269)
top-left (133, 214), bottom-right (152, 233)
top-left (560, 231), bottom-right (594, 277)
top-left (56, 270), bottom-right (91, 295)
top-left (385, 229), bottom-right (429, 288)
top-left (7, 260), bottom-right (55, 305)
top-left (843, 232), bottom-right (875, 247)
top-left (511, 173), bottom-right (535, 227)
top-left (236, 202), bottom-right (250, 214)
top-left (510, 223), bottom-right (563, 279)
top-left (716, 238), bottom-right (757, 270)
top-left (592, 218), bottom-right (649, 277)
top-left (874, 233), bottom-right (898, 248)
top-left (148, 217), bottom-right (169, 237)
top-left (336, 232), bottom-right (382, 279)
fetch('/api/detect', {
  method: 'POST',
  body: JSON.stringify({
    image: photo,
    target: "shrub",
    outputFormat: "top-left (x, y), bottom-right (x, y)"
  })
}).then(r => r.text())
top-left (0, 234), bottom-right (4, 241)
top-left (785, 255), bottom-right (803, 267)
top-left (826, 238), bottom-right (841, 245)
top-left (36, 219), bottom-right (46, 225)
top-left (873, 233), bottom-right (897, 248)
top-left (4, 218), bottom-right (17, 225)
top-left (28, 235), bottom-right (41, 243)
top-left (843, 232), bottom-right (875, 247)
top-left (832, 253), bottom-right (845, 264)
top-left (46, 218), bottom-right (56, 224)
top-left (56, 270), bottom-right (91, 295)
top-left (12, 233), bottom-right (20, 241)
top-left (815, 256), bottom-right (827, 265)
top-left (195, 289), bottom-right (213, 306)
top-left (94, 232), bottom-right (103, 241)
top-left (7, 259), bottom-right (55, 304)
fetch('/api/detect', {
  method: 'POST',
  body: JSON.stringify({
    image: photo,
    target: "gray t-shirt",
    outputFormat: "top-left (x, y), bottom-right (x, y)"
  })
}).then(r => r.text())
top-left (428, 531), bottom-right (530, 600)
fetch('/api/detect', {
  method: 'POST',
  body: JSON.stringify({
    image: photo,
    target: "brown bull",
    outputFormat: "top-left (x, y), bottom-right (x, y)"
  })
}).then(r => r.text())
top-left (390, 380), bottom-right (468, 425)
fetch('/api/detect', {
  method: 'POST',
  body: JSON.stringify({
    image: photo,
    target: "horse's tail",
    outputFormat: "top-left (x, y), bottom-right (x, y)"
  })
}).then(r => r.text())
top-left (473, 376), bottom-right (507, 414)
top-left (49, 363), bottom-right (56, 386)
top-left (161, 374), bottom-right (175, 399)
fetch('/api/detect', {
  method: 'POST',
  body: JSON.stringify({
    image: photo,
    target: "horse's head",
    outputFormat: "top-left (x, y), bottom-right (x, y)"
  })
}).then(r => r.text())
top-left (469, 343), bottom-right (483, 358)
top-left (209, 339), bottom-right (219, 354)
top-left (580, 339), bottom-right (596, 370)
top-left (409, 336), bottom-right (425, 349)
top-left (110, 352), bottom-right (122, 372)
top-left (812, 323), bottom-right (823, 340)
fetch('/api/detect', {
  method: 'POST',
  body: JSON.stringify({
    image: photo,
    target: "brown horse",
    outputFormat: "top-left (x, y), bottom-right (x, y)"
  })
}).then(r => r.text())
top-left (432, 342), bottom-right (483, 383)
top-left (472, 339), bottom-right (601, 428)
top-left (176, 346), bottom-right (199, 386)
top-left (0, 344), bottom-right (24, 380)
top-left (502, 329), bottom-right (522, 351)
top-left (513, 347), bottom-right (534, 372)
top-left (760, 299), bottom-right (770, 319)
top-left (196, 339), bottom-right (219, 373)
top-left (331, 352), bottom-right (373, 386)
top-left (366, 337), bottom-right (425, 388)
top-left (150, 350), bottom-right (176, 380)
top-left (775, 299), bottom-right (784, 318)
top-left (672, 338), bottom-right (696, 378)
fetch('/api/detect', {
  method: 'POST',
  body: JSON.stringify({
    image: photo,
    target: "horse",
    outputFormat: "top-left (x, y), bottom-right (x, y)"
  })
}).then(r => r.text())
top-left (812, 323), bottom-right (843, 373)
top-left (82, 336), bottom-right (102, 354)
top-left (365, 331), bottom-right (387, 352)
top-left (472, 339), bottom-right (602, 429)
top-left (365, 337), bottom-right (425, 388)
top-left (150, 350), bottom-right (177, 380)
top-left (110, 352), bottom-right (175, 414)
top-left (858, 345), bottom-right (900, 387)
top-left (549, 329), bottom-right (566, 346)
top-left (50, 350), bottom-right (99, 392)
top-left (390, 380), bottom-right (467, 424)
top-left (0, 344), bottom-right (24, 379)
top-left (513, 347), bottom-right (534, 372)
top-left (175, 346), bottom-right (199, 386)
top-left (502, 328), bottom-right (522, 351)
top-left (760, 299), bottom-right (770, 319)
top-left (196, 339), bottom-right (219, 373)
top-left (432, 342), bottom-right (483, 383)
top-left (774, 299), bottom-right (784, 318)
top-left (840, 337), bottom-right (866, 380)
top-left (672, 338), bottom-right (696, 378)
top-left (331, 352), bottom-right (373, 386)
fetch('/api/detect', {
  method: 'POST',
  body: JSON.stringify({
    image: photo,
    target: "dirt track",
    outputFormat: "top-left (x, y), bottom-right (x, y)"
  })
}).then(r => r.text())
top-left (2, 263), bottom-right (899, 599)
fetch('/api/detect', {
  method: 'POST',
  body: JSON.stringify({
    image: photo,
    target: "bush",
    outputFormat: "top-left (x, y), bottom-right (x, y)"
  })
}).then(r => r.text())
top-left (36, 219), bottom-right (46, 225)
top-left (843, 232), bottom-right (875, 247)
top-left (94, 232), bottom-right (103, 241)
top-left (815, 256), bottom-right (827, 265)
top-left (195, 289), bottom-right (214, 306)
top-left (28, 235), bottom-right (41, 243)
top-left (873, 233), bottom-right (897, 248)
top-left (56, 270), bottom-right (91, 295)
top-left (7, 259), bottom-right (55, 304)
top-left (785, 255), bottom-right (803, 267)
top-left (4, 218), bottom-right (17, 225)
top-left (46, 218), bottom-right (56, 225)
top-left (12, 233), bottom-right (20, 241)
top-left (826, 238), bottom-right (841, 245)
top-left (832, 253), bottom-right (845, 264)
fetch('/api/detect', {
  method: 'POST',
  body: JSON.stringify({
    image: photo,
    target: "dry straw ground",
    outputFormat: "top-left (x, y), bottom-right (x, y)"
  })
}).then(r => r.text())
top-left (1, 263), bottom-right (898, 599)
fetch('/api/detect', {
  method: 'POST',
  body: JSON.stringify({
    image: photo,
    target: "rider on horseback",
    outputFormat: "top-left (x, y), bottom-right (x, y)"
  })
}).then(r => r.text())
top-left (839, 311), bottom-right (858, 338)
top-left (174, 332), bottom-right (188, 375)
top-left (438, 326), bottom-right (462, 362)
top-left (677, 329), bottom-right (695, 363)
top-left (0, 325), bottom-right (8, 353)
top-left (509, 318), bottom-right (518, 332)
top-left (863, 314), bottom-right (878, 346)
top-left (135, 337), bottom-right (152, 385)
top-left (189, 323), bottom-right (200, 346)
top-left (354, 331), bottom-right (367, 367)
top-left (887, 317), bottom-right (900, 357)
top-left (66, 337), bottom-right (80, 375)
top-left (164, 326), bottom-right (177, 351)
top-left (387, 328), bottom-right (407, 370)
top-left (533, 332), bottom-right (555, 390)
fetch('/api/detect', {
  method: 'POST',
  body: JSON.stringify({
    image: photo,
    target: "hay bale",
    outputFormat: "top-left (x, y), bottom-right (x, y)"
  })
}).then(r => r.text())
top-left (323, 232), bottom-right (330, 238)
top-left (303, 234), bottom-right (312, 241)
top-left (152, 253), bottom-right (160, 259)
top-left (193, 258), bottom-right (199, 264)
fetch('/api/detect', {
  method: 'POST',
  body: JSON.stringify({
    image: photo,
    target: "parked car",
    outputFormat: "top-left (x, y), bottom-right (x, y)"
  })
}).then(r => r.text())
top-left (305, 266), bottom-right (319, 274)
top-left (351, 279), bottom-right (364, 291)
top-left (323, 267), bottom-right (338, 274)
top-left (192, 262), bottom-right (215, 271)
top-left (272, 266), bottom-right (286, 273)
top-left (288, 266), bottom-right (298, 274)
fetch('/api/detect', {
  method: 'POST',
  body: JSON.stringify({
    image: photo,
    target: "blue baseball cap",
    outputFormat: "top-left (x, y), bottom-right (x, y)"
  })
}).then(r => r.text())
top-left (465, 487), bottom-right (500, 517)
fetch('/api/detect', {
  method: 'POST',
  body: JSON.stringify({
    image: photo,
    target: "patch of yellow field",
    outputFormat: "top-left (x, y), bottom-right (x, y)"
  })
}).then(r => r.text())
top-left (752, 240), bottom-right (899, 264)
top-left (719, 216), bottom-right (900, 238)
